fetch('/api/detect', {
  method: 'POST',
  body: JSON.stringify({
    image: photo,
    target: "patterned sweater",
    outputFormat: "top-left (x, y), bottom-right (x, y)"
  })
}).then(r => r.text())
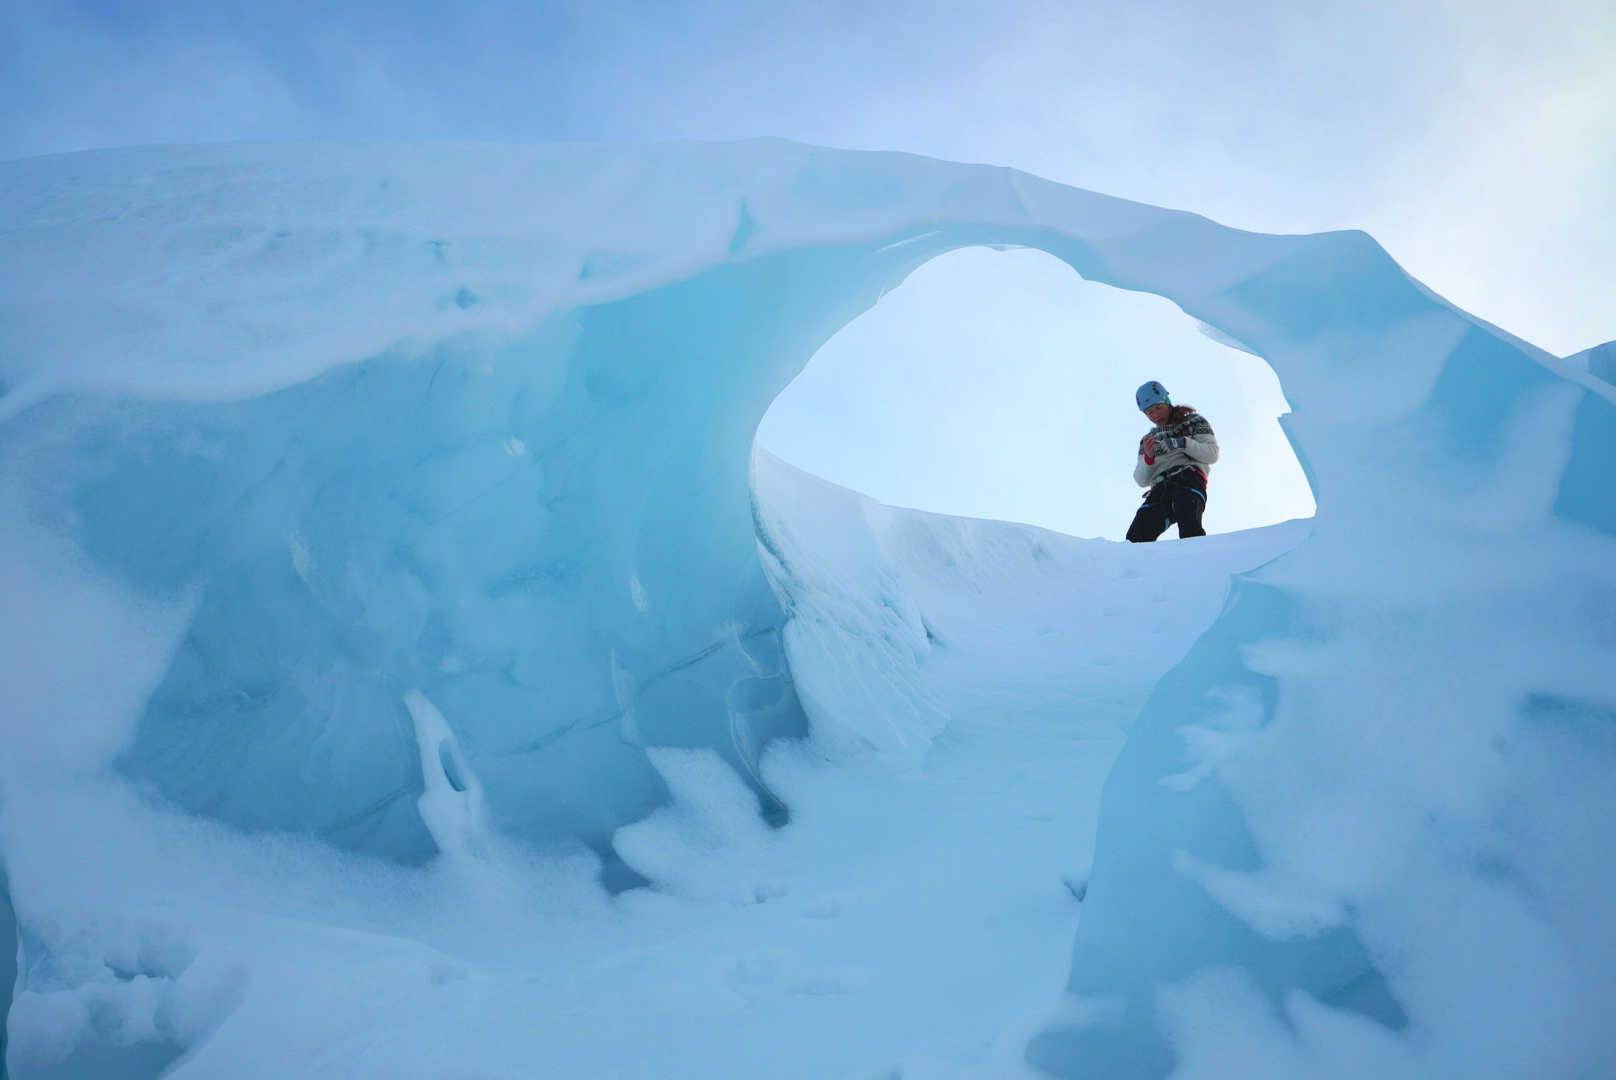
top-left (1134, 409), bottom-right (1219, 488)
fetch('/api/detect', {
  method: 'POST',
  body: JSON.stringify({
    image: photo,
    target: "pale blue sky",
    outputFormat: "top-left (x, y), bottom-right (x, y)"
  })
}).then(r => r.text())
top-left (4, 0), bottom-right (1610, 535)
top-left (758, 247), bottom-right (1316, 538)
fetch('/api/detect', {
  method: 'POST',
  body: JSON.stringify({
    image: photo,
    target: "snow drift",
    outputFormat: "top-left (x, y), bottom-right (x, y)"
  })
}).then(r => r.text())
top-left (1, 140), bottom-right (1613, 1076)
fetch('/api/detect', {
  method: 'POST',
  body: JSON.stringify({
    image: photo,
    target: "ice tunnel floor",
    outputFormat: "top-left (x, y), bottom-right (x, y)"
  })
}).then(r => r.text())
top-left (54, 521), bottom-right (1306, 1078)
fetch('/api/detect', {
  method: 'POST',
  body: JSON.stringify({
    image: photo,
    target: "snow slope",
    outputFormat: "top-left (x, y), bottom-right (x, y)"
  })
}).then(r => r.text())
top-left (5, 447), bottom-right (1305, 1077)
top-left (2, 141), bottom-right (1613, 1075)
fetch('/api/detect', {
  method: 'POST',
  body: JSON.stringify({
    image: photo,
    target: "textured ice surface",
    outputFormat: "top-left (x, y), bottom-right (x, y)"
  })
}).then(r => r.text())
top-left (1565, 339), bottom-right (1615, 384)
top-left (2, 141), bottom-right (1614, 1075)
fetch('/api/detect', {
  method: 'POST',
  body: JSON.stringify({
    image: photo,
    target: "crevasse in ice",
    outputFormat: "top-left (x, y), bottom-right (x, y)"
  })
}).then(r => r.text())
top-left (1, 141), bottom-right (1613, 1076)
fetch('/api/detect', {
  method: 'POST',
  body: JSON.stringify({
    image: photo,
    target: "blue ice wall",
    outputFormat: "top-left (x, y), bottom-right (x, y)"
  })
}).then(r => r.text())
top-left (58, 243), bottom-right (939, 862)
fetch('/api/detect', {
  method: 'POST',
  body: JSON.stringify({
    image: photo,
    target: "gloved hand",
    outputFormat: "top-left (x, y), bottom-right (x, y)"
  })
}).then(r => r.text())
top-left (1140, 433), bottom-right (1157, 465)
top-left (1161, 435), bottom-right (1186, 451)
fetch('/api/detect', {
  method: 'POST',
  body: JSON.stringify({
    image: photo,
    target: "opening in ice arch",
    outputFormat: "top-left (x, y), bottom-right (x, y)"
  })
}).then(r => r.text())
top-left (747, 242), bottom-right (1318, 791)
top-left (757, 246), bottom-right (1316, 539)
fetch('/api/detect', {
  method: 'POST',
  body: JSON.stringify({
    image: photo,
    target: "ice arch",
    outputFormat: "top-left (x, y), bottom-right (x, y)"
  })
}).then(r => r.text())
top-left (2, 141), bottom-right (1613, 1075)
top-left (758, 244), bottom-right (1315, 539)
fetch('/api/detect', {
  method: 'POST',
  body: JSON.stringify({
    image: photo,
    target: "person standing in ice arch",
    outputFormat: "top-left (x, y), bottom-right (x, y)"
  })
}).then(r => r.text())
top-left (1126, 380), bottom-right (1219, 542)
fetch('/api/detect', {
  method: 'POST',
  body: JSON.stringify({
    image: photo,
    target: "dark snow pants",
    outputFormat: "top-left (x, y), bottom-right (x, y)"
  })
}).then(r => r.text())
top-left (1127, 469), bottom-right (1207, 542)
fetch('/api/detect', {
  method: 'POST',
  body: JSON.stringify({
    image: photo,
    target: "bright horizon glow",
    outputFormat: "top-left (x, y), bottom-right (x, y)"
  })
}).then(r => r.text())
top-left (759, 247), bottom-right (1315, 540)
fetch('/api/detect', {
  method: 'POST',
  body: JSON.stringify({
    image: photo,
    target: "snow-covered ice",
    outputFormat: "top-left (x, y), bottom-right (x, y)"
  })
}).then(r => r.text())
top-left (1, 141), bottom-right (1613, 1076)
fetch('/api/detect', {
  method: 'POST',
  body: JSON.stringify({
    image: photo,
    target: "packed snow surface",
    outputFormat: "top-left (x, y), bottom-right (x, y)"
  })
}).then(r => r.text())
top-left (8, 455), bottom-right (1303, 1077)
top-left (1, 141), bottom-right (1613, 1076)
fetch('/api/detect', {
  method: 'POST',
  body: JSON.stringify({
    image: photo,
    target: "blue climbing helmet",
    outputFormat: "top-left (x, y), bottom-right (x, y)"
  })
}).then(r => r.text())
top-left (1135, 380), bottom-right (1171, 411)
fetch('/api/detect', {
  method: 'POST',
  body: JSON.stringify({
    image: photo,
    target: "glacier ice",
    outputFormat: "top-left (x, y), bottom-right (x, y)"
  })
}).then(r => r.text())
top-left (1566, 339), bottom-right (1614, 384)
top-left (2, 140), bottom-right (1614, 1075)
